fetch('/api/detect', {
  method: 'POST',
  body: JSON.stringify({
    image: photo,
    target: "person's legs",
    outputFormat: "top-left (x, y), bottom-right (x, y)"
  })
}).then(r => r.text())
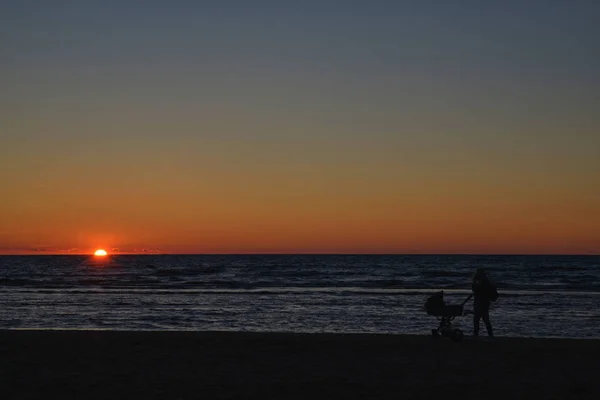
top-left (482, 302), bottom-right (494, 337)
top-left (473, 301), bottom-right (482, 337)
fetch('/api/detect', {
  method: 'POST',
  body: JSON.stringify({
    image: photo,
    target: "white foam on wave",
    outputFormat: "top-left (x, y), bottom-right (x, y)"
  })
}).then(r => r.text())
top-left (2, 286), bottom-right (599, 296)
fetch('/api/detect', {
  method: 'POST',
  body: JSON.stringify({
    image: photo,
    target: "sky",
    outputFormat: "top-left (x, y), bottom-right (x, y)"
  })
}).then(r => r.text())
top-left (1, 0), bottom-right (599, 255)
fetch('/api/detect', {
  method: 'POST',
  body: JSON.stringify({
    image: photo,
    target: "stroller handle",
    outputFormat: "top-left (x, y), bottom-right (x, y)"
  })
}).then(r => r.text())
top-left (461, 293), bottom-right (474, 306)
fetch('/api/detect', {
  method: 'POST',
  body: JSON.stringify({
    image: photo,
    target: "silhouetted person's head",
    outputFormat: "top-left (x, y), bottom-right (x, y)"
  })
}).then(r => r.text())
top-left (473, 268), bottom-right (487, 281)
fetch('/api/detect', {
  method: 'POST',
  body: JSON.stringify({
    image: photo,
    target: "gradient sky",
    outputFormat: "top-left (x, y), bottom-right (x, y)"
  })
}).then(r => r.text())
top-left (1, 0), bottom-right (599, 254)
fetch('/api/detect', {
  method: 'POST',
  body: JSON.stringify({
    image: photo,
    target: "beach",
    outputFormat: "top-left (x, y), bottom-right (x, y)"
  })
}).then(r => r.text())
top-left (1, 331), bottom-right (599, 399)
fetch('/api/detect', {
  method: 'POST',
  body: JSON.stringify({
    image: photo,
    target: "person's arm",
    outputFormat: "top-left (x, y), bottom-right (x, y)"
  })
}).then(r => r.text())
top-left (462, 293), bottom-right (473, 305)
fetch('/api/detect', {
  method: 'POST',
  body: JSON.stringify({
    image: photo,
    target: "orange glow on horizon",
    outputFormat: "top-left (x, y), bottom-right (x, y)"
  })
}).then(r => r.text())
top-left (94, 249), bottom-right (108, 257)
top-left (0, 177), bottom-right (598, 255)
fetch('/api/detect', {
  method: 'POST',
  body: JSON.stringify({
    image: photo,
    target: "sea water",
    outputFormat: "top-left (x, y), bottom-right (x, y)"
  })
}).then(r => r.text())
top-left (1, 254), bottom-right (599, 338)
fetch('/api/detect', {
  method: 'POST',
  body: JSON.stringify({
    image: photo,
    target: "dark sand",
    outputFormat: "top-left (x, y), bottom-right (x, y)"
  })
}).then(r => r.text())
top-left (1, 330), bottom-right (599, 399)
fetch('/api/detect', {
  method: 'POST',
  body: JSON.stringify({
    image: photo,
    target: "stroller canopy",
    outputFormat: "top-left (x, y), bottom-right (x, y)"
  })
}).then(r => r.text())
top-left (425, 291), bottom-right (463, 317)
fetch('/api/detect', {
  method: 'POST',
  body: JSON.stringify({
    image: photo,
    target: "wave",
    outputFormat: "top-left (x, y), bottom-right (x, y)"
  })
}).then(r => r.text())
top-left (2, 255), bottom-right (599, 294)
top-left (2, 277), bottom-right (600, 293)
top-left (2, 286), bottom-right (599, 297)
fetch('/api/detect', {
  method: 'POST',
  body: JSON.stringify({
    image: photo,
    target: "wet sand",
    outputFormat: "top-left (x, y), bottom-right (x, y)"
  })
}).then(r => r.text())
top-left (1, 330), bottom-right (599, 399)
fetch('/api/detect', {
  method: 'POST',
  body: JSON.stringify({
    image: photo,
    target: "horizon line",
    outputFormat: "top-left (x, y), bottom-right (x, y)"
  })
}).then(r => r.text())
top-left (0, 252), bottom-right (598, 256)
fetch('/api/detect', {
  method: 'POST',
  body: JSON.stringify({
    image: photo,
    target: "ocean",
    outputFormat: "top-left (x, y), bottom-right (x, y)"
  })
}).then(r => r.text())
top-left (1, 254), bottom-right (599, 338)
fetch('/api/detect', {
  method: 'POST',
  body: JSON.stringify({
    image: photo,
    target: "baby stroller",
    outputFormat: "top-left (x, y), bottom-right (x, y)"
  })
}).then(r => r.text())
top-left (424, 291), bottom-right (472, 342)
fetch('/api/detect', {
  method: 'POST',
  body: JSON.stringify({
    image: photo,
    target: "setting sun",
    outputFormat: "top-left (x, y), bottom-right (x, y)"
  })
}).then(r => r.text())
top-left (94, 249), bottom-right (108, 257)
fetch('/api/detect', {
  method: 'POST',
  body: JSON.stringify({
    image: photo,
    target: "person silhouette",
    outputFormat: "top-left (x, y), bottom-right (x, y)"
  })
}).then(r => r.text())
top-left (472, 268), bottom-right (495, 338)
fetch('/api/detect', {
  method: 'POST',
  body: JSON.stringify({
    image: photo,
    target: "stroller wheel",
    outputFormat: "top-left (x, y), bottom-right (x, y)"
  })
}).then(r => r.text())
top-left (451, 329), bottom-right (463, 342)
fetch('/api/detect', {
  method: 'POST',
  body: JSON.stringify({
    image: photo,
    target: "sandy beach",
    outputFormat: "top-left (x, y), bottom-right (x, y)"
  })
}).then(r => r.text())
top-left (1, 330), bottom-right (599, 399)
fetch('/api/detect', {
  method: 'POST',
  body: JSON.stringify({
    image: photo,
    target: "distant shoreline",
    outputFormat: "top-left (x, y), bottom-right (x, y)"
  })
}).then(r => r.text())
top-left (1, 253), bottom-right (599, 256)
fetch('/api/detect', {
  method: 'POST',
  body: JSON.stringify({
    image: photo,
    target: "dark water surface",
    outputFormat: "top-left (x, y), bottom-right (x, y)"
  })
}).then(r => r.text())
top-left (1, 255), bottom-right (599, 338)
